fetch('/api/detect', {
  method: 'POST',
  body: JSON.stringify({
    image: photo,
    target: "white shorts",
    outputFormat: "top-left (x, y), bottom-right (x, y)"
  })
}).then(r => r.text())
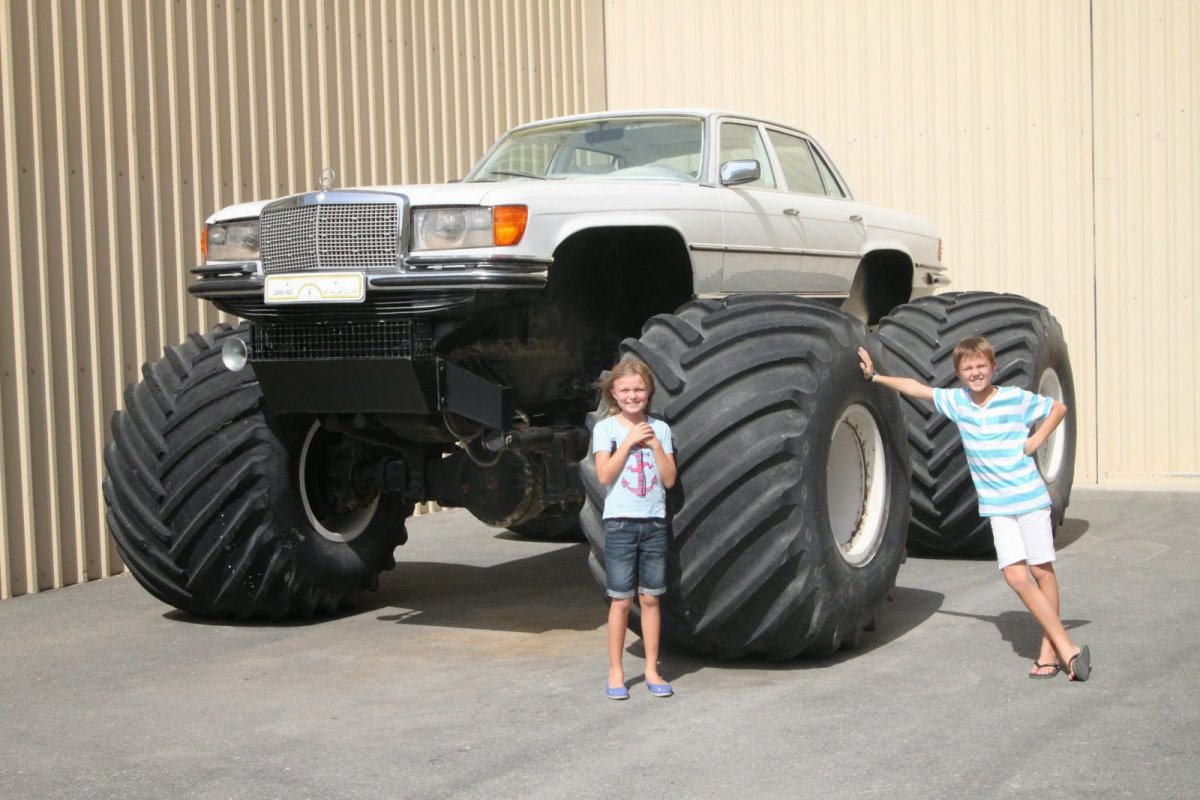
top-left (989, 507), bottom-right (1055, 569)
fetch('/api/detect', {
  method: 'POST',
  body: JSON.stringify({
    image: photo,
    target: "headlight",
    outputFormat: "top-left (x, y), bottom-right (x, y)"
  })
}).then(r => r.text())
top-left (412, 207), bottom-right (492, 250)
top-left (411, 205), bottom-right (528, 250)
top-left (205, 220), bottom-right (260, 262)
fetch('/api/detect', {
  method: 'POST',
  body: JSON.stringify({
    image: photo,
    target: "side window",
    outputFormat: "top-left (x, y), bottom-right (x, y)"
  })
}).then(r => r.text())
top-left (767, 130), bottom-right (845, 197)
top-left (719, 123), bottom-right (776, 189)
top-left (811, 147), bottom-right (847, 198)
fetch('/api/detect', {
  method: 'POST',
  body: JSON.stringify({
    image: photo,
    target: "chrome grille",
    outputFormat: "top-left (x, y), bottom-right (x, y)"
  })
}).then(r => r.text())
top-left (260, 201), bottom-right (400, 274)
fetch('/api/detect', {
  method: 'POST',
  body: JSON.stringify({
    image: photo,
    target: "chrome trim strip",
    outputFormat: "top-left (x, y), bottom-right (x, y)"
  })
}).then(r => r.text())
top-left (695, 290), bottom-right (848, 299)
top-left (369, 271), bottom-right (547, 289)
top-left (689, 243), bottom-right (859, 259)
top-left (404, 254), bottom-right (553, 271)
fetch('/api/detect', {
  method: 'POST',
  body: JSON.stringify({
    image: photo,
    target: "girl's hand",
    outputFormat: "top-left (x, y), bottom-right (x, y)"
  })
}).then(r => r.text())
top-left (857, 347), bottom-right (875, 380)
top-left (623, 422), bottom-right (655, 449)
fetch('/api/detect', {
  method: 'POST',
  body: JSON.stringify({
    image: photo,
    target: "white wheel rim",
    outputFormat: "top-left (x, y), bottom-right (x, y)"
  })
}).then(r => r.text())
top-left (826, 404), bottom-right (888, 566)
top-left (1035, 368), bottom-right (1066, 483)
top-left (299, 421), bottom-right (380, 543)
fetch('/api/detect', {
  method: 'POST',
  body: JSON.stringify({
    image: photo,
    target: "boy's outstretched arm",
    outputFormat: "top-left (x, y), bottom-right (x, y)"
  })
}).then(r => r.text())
top-left (857, 346), bottom-right (935, 401)
top-left (1024, 400), bottom-right (1068, 455)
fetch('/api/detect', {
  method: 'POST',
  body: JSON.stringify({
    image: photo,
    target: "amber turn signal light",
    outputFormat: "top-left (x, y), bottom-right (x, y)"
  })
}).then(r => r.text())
top-left (493, 205), bottom-right (528, 247)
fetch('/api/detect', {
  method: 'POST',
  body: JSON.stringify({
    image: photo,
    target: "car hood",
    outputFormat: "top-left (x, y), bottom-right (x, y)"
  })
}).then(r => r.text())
top-left (204, 179), bottom-right (711, 224)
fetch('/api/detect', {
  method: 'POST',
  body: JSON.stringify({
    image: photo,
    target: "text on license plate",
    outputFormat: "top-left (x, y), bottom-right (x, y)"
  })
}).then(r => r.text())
top-left (264, 272), bottom-right (366, 304)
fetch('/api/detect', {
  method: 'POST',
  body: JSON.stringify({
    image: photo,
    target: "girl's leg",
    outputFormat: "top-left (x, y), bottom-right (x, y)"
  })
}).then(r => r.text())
top-left (639, 593), bottom-right (665, 684)
top-left (607, 598), bottom-right (633, 688)
top-left (1029, 562), bottom-right (1061, 672)
top-left (1002, 562), bottom-right (1082, 672)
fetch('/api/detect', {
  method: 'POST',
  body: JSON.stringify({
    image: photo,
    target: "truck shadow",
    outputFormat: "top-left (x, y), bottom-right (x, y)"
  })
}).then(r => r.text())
top-left (371, 542), bottom-right (602, 634)
top-left (649, 584), bottom-right (946, 680)
top-left (367, 537), bottom-right (945, 671)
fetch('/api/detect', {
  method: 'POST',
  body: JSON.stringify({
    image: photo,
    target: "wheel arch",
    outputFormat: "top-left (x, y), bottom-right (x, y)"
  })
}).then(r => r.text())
top-left (546, 225), bottom-right (695, 369)
top-left (842, 247), bottom-right (915, 326)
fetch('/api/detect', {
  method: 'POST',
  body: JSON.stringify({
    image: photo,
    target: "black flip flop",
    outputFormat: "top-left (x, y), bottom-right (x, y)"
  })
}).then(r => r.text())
top-left (1029, 661), bottom-right (1061, 679)
top-left (1068, 645), bottom-right (1092, 682)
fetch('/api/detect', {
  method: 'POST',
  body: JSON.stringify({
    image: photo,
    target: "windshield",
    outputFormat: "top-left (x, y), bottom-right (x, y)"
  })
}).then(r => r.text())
top-left (468, 116), bottom-right (705, 183)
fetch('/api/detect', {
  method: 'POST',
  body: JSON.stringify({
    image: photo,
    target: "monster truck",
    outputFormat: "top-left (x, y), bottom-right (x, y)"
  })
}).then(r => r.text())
top-left (103, 109), bottom-right (1074, 658)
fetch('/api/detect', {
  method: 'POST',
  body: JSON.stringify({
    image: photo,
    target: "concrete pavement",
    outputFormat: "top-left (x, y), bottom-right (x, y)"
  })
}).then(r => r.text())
top-left (1, 488), bottom-right (1197, 799)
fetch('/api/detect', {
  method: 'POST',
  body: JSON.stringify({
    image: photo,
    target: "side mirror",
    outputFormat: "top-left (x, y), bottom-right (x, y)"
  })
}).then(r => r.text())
top-left (720, 159), bottom-right (761, 186)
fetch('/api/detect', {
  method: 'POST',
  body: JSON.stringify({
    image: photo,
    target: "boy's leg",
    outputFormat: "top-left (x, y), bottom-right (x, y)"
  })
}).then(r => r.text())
top-left (994, 511), bottom-right (1084, 675)
top-left (1029, 561), bottom-right (1062, 672)
top-left (1001, 561), bottom-right (1078, 669)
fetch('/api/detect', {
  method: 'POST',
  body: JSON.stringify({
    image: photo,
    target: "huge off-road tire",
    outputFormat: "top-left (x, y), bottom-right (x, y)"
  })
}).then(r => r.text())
top-left (508, 503), bottom-right (583, 540)
top-left (875, 292), bottom-right (1076, 556)
top-left (103, 324), bottom-right (411, 619)
top-left (579, 296), bottom-right (911, 659)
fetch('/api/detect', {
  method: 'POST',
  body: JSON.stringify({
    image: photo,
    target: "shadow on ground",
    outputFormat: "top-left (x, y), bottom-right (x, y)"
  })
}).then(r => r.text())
top-left (643, 583), bottom-right (946, 682)
top-left (934, 608), bottom-right (1090, 660)
top-left (372, 542), bottom-right (600, 634)
top-left (1054, 516), bottom-right (1090, 550)
top-left (364, 531), bottom-right (948, 673)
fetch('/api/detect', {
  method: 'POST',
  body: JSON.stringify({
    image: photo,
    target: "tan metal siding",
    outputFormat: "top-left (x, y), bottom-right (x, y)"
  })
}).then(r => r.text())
top-left (0, 0), bottom-right (605, 598)
top-left (605, 0), bottom-right (1197, 490)
top-left (1093, 0), bottom-right (1199, 485)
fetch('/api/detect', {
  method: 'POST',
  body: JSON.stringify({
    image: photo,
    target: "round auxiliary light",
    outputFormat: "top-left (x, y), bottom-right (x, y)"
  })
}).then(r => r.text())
top-left (222, 336), bottom-right (249, 372)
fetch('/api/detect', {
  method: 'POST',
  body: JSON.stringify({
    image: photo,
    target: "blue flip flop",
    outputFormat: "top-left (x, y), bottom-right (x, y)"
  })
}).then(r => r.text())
top-left (605, 683), bottom-right (630, 700)
top-left (646, 681), bottom-right (673, 697)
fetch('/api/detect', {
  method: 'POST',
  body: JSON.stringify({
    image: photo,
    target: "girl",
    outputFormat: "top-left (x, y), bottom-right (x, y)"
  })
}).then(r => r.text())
top-left (593, 359), bottom-right (678, 699)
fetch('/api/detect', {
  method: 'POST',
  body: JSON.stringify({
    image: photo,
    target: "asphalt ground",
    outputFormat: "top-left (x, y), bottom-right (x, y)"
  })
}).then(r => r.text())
top-left (1, 488), bottom-right (1197, 800)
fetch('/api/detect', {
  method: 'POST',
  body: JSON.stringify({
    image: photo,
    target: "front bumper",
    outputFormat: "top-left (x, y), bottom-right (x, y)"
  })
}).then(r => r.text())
top-left (189, 257), bottom-right (552, 298)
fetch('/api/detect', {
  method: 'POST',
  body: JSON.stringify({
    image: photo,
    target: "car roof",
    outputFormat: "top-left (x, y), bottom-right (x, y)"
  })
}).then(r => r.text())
top-left (506, 108), bottom-right (813, 138)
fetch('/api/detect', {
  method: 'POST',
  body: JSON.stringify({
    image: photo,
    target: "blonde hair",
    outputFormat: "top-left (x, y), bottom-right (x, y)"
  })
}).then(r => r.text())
top-left (597, 359), bottom-right (656, 416)
top-left (952, 336), bottom-right (997, 370)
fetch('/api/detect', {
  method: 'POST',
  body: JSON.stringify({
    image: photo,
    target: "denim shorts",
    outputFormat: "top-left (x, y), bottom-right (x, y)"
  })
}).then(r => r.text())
top-left (603, 517), bottom-right (669, 599)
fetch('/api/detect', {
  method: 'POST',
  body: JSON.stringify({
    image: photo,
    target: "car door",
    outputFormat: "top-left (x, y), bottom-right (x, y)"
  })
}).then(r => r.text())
top-left (762, 127), bottom-right (866, 296)
top-left (717, 121), bottom-right (811, 292)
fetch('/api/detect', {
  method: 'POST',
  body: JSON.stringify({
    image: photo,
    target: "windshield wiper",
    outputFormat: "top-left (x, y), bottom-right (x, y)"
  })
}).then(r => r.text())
top-left (484, 169), bottom-right (547, 181)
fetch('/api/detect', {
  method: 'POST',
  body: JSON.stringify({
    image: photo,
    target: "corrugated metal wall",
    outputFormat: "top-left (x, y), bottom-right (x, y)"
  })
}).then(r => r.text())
top-left (0, 0), bottom-right (606, 599)
top-left (1093, 0), bottom-right (1199, 484)
top-left (604, 0), bottom-right (1199, 490)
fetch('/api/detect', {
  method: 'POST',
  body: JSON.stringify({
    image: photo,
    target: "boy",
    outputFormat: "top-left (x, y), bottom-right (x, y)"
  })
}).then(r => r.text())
top-left (858, 336), bottom-right (1091, 681)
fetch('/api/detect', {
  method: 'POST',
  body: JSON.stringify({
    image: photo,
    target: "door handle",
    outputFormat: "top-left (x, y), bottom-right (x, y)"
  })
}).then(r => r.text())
top-left (783, 208), bottom-right (801, 216)
top-left (849, 214), bottom-right (863, 223)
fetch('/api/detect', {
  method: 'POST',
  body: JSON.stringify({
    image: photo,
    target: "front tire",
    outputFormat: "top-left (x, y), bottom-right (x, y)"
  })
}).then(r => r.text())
top-left (103, 324), bottom-right (411, 619)
top-left (580, 296), bottom-right (911, 659)
top-left (875, 292), bottom-right (1077, 555)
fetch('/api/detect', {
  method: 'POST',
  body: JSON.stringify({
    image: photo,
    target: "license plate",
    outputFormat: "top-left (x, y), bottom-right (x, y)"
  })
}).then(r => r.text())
top-left (264, 272), bottom-right (366, 304)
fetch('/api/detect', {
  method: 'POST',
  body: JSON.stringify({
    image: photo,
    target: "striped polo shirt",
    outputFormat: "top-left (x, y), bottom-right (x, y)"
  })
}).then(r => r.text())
top-left (932, 385), bottom-right (1054, 517)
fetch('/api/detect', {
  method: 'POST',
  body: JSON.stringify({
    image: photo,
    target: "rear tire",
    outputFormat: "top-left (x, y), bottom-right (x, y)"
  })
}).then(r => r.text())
top-left (580, 296), bottom-right (911, 659)
top-left (875, 292), bottom-right (1076, 555)
top-left (103, 324), bottom-right (411, 618)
